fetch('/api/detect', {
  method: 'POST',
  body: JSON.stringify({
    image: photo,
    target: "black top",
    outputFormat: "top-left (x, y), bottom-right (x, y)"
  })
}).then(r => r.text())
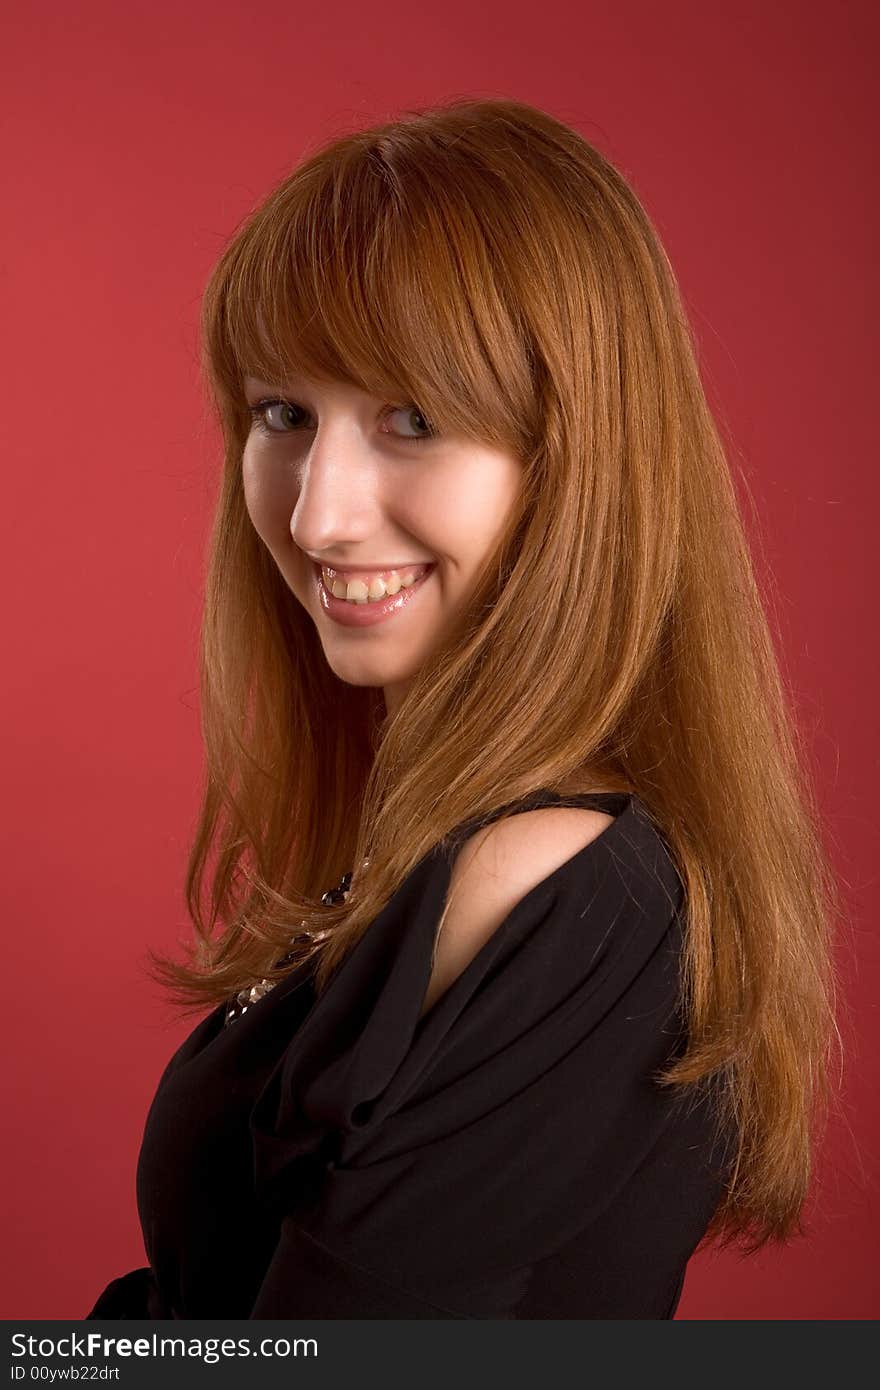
top-left (86, 789), bottom-right (732, 1320)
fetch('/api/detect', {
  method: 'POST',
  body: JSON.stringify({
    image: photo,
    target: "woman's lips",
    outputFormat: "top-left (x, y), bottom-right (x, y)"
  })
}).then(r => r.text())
top-left (314, 561), bottom-right (436, 628)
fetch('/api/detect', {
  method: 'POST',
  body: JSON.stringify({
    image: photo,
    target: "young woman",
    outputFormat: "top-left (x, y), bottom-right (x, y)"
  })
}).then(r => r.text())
top-left (86, 96), bottom-right (841, 1320)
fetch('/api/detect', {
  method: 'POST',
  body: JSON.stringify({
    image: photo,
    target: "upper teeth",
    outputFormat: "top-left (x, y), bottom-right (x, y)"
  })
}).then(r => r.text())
top-left (321, 565), bottom-right (430, 604)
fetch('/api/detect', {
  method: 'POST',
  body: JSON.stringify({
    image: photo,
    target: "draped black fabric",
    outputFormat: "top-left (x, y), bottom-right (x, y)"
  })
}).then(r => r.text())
top-left (86, 790), bottom-right (732, 1320)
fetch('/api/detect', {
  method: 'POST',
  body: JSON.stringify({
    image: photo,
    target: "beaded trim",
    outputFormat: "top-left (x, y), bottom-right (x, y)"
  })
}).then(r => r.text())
top-left (223, 862), bottom-right (367, 1027)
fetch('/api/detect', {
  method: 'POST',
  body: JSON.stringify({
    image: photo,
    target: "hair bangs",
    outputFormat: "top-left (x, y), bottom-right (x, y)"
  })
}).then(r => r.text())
top-left (203, 134), bottom-right (537, 456)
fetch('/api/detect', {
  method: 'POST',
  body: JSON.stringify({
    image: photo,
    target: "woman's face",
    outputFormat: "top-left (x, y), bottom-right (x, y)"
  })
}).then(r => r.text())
top-left (242, 372), bottom-right (523, 716)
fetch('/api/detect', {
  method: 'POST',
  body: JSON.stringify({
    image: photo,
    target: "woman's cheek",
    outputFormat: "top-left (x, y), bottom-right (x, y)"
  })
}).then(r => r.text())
top-left (242, 455), bottom-right (290, 541)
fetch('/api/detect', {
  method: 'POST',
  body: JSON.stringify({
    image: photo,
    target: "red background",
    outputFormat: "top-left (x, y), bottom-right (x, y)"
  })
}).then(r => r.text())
top-left (3, 0), bottom-right (876, 1319)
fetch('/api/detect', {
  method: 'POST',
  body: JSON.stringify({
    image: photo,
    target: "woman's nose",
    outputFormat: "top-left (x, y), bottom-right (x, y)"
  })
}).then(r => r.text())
top-left (289, 426), bottom-right (382, 551)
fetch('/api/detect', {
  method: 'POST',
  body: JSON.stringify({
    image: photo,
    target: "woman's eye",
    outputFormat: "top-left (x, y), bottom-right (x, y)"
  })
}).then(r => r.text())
top-left (247, 399), bottom-right (437, 445)
top-left (383, 405), bottom-right (437, 444)
top-left (248, 400), bottom-right (307, 436)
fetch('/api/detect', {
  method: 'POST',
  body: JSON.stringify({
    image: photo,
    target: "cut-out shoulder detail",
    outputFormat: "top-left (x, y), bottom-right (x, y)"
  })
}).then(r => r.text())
top-left (418, 806), bottom-right (616, 1021)
top-left (98, 782), bottom-right (717, 1322)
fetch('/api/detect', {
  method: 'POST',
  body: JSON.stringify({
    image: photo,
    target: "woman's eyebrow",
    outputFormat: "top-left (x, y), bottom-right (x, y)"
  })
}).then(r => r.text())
top-left (243, 374), bottom-right (390, 404)
top-left (243, 371), bottom-right (333, 391)
top-left (244, 374), bottom-right (288, 390)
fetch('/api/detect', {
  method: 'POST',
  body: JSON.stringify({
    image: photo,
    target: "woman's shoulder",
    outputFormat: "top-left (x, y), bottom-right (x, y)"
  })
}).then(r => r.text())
top-left (440, 786), bottom-right (683, 916)
top-left (418, 786), bottom-right (684, 1020)
top-left (419, 801), bottom-right (616, 1017)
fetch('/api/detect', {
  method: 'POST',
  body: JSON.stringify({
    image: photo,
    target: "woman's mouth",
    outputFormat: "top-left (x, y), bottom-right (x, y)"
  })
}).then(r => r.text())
top-left (313, 561), bottom-right (437, 628)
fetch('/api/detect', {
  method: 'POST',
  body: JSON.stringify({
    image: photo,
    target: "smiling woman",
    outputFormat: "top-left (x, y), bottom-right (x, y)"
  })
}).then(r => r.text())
top-left (86, 95), bottom-right (842, 1320)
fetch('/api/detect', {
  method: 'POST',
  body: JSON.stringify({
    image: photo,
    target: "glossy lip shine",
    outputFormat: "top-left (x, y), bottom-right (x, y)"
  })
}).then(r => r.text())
top-left (313, 562), bottom-right (437, 628)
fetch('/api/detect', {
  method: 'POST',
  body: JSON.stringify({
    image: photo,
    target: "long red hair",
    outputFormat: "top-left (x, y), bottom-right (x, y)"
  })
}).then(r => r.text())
top-left (147, 97), bottom-right (844, 1254)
